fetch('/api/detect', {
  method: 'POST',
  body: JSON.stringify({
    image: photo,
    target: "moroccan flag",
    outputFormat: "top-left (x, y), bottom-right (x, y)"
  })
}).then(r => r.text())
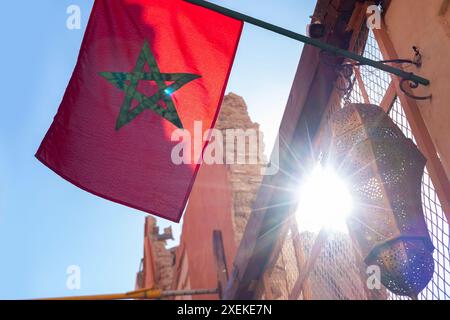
top-left (36, 0), bottom-right (243, 222)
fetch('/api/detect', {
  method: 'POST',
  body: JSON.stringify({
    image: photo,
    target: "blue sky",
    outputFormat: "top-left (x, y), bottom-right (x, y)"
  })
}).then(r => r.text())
top-left (0, 0), bottom-right (315, 299)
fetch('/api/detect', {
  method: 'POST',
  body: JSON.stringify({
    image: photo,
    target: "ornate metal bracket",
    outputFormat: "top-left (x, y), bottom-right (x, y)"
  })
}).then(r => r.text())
top-left (323, 46), bottom-right (432, 101)
top-left (400, 78), bottom-right (433, 100)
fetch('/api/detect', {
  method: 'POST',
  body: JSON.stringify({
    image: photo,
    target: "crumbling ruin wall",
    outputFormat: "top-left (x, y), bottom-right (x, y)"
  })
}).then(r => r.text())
top-left (215, 93), bottom-right (266, 244)
top-left (137, 216), bottom-right (175, 291)
top-left (151, 236), bottom-right (175, 291)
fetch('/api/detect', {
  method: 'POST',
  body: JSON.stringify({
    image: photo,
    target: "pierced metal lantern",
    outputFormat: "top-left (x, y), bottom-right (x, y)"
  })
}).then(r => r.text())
top-left (329, 103), bottom-right (434, 299)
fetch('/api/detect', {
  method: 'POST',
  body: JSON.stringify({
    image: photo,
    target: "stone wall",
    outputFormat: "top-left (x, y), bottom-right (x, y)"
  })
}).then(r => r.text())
top-left (138, 216), bottom-right (175, 291)
top-left (151, 236), bottom-right (175, 291)
top-left (215, 93), bottom-right (266, 244)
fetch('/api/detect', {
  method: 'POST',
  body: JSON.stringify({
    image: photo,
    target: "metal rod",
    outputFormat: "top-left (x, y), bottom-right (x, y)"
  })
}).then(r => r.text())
top-left (37, 287), bottom-right (218, 300)
top-left (161, 288), bottom-right (218, 297)
top-left (185, 0), bottom-right (430, 86)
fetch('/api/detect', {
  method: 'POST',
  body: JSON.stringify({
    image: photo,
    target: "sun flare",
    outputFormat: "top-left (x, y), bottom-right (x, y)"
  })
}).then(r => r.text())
top-left (295, 164), bottom-right (353, 233)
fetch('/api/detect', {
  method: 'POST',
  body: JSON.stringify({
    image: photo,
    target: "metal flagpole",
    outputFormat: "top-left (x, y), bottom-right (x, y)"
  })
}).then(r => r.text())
top-left (185, 0), bottom-right (430, 87)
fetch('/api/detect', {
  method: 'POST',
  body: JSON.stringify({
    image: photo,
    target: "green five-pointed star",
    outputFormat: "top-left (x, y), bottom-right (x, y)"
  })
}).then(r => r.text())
top-left (99, 41), bottom-right (201, 130)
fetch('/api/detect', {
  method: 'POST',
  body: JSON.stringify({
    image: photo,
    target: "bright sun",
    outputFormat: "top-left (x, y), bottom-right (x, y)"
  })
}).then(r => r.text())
top-left (295, 164), bottom-right (353, 233)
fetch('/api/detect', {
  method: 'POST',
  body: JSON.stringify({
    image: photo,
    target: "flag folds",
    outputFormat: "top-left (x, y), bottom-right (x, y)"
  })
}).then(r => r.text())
top-left (36, 0), bottom-right (243, 221)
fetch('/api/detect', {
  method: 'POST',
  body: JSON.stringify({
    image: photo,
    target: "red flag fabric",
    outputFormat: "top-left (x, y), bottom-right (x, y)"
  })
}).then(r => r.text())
top-left (36, 0), bottom-right (243, 222)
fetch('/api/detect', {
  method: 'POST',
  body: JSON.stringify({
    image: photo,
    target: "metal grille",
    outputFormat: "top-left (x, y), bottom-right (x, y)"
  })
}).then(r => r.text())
top-left (262, 229), bottom-right (369, 300)
top-left (301, 231), bottom-right (367, 300)
top-left (259, 29), bottom-right (449, 300)
top-left (346, 31), bottom-right (450, 300)
top-left (388, 99), bottom-right (450, 300)
top-left (358, 33), bottom-right (392, 106)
